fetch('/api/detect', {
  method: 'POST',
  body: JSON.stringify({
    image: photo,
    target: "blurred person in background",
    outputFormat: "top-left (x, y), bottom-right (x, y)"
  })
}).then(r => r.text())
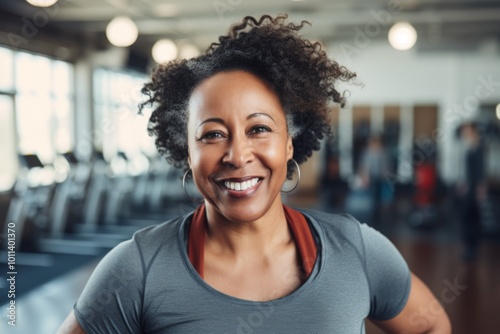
top-left (457, 122), bottom-right (487, 261)
top-left (355, 135), bottom-right (390, 225)
top-left (58, 14), bottom-right (450, 334)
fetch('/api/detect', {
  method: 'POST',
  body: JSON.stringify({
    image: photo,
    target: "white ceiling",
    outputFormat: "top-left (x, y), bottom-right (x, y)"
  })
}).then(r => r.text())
top-left (1, 0), bottom-right (500, 61)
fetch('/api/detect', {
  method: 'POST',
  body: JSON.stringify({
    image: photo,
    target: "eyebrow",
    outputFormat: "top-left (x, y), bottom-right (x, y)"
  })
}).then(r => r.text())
top-left (247, 112), bottom-right (276, 124)
top-left (197, 117), bottom-right (225, 130)
top-left (197, 112), bottom-right (277, 130)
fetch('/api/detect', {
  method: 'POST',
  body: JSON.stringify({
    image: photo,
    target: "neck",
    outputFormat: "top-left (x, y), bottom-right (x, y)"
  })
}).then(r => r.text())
top-left (204, 197), bottom-right (292, 256)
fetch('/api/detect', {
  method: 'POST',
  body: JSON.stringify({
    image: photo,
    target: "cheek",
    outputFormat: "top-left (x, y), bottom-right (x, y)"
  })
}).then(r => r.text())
top-left (189, 146), bottom-right (220, 177)
top-left (257, 140), bottom-right (289, 170)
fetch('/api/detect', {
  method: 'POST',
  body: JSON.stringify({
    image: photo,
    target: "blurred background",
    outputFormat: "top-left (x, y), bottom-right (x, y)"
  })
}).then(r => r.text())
top-left (0, 0), bottom-right (499, 333)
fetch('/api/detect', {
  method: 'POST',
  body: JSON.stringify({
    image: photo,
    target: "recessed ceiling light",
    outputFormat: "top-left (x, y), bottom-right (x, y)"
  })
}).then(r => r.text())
top-left (26, 0), bottom-right (58, 7)
top-left (388, 22), bottom-right (417, 51)
top-left (152, 39), bottom-right (178, 64)
top-left (106, 17), bottom-right (138, 48)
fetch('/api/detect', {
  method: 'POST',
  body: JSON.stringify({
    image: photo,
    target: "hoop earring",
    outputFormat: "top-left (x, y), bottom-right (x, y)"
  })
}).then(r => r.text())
top-left (182, 169), bottom-right (193, 200)
top-left (281, 159), bottom-right (301, 193)
top-left (182, 169), bottom-right (204, 204)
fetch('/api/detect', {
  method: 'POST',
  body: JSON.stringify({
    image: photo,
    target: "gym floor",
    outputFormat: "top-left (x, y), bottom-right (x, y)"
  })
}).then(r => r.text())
top-left (1, 194), bottom-right (499, 334)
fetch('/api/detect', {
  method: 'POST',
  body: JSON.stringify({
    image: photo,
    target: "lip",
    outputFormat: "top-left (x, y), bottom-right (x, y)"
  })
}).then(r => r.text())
top-left (217, 177), bottom-right (262, 198)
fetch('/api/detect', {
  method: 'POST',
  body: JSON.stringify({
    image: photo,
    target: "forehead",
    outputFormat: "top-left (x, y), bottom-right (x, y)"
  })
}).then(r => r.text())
top-left (187, 70), bottom-right (285, 122)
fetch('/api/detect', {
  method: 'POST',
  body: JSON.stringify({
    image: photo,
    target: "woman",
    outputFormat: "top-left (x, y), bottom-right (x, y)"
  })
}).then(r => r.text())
top-left (59, 14), bottom-right (451, 333)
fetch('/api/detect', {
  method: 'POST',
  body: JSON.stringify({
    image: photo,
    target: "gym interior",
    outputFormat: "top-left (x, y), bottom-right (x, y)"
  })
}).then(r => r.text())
top-left (1, 1), bottom-right (500, 333)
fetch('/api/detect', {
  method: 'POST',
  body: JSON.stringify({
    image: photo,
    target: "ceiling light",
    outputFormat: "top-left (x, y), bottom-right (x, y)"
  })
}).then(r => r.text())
top-left (388, 22), bottom-right (417, 51)
top-left (26, 0), bottom-right (58, 7)
top-left (179, 44), bottom-right (200, 59)
top-left (152, 39), bottom-right (178, 64)
top-left (106, 16), bottom-right (138, 47)
top-left (496, 104), bottom-right (500, 120)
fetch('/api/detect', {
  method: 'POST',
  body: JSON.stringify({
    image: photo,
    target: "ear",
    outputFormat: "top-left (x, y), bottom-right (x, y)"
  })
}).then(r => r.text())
top-left (187, 149), bottom-right (191, 168)
top-left (286, 136), bottom-right (294, 161)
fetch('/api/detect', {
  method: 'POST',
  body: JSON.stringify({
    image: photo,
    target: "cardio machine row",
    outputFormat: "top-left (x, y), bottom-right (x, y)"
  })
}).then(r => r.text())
top-left (0, 151), bottom-right (187, 298)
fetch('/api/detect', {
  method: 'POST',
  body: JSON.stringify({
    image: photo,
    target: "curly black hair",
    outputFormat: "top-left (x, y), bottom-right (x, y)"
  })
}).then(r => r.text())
top-left (140, 14), bottom-right (356, 178)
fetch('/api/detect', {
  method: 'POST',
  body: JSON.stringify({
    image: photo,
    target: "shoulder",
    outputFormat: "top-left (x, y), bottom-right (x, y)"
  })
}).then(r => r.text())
top-left (298, 208), bottom-right (406, 267)
top-left (132, 215), bottom-right (185, 245)
top-left (299, 209), bottom-right (411, 320)
top-left (92, 214), bottom-right (188, 273)
top-left (127, 214), bottom-right (189, 261)
top-left (299, 208), bottom-right (359, 226)
top-left (78, 215), bottom-right (187, 285)
top-left (299, 208), bottom-right (391, 242)
top-left (298, 208), bottom-right (365, 242)
top-left (73, 214), bottom-right (192, 332)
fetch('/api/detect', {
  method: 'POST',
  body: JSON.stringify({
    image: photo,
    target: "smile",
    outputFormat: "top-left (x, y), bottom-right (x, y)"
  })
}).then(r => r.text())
top-left (223, 177), bottom-right (260, 191)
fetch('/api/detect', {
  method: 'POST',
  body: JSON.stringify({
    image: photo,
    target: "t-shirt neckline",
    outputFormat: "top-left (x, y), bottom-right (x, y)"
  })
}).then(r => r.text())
top-left (176, 207), bottom-right (326, 306)
top-left (187, 204), bottom-right (317, 279)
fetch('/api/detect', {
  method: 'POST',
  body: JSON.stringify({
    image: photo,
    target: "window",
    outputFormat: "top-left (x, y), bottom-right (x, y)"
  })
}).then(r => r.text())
top-left (93, 68), bottom-right (155, 160)
top-left (0, 46), bottom-right (16, 191)
top-left (0, 45), bottom-right (74, 191)
top-left (15, 51), bottom-right (74, 163)
top-left (0, 95), bottom-right (16, 190)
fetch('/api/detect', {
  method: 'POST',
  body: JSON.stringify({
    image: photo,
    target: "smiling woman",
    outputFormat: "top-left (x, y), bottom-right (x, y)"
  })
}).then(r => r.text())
top-left (57, 14), bottom-right (451, 334)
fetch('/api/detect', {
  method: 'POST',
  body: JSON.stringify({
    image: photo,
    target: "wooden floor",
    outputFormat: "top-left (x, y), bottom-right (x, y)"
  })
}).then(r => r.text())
top-left (366, 238), bottom-right (500, 334)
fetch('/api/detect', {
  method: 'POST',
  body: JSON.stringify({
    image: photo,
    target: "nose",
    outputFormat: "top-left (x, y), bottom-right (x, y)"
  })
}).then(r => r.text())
top-left (222, 134), bottom-right (254, 168)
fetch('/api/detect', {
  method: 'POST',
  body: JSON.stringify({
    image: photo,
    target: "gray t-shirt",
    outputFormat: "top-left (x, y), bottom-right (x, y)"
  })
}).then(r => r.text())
top-left (74, 209), bottom-right (411, 333)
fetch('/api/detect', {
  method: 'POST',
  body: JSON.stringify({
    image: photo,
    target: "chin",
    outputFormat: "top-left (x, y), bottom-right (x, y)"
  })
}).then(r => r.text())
top-left (215, 195), bottom-right (282, 224)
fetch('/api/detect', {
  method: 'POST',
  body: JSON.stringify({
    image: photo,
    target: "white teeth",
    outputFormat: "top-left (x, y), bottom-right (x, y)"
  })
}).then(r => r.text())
top-left (242, 180), bottom-right (252, 190)
top-left (224, 178), bottom-right (259, 191)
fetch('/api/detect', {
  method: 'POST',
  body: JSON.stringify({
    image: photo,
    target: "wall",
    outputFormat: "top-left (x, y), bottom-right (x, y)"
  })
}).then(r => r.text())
top-left (327, 40), bottom-right (500, 184)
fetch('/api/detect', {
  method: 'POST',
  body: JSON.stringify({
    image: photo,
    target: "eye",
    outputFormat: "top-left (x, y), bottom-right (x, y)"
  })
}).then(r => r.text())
top-left (249, 125), bottom-right (272, 135)
top-left (199, 131), bottom-right (226, 142)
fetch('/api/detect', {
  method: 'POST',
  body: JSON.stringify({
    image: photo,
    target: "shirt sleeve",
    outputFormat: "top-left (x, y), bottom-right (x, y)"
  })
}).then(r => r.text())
top-left (73, 238), bottom-right (144, 334)
top-left (359, 223), bottom-right (412, 320)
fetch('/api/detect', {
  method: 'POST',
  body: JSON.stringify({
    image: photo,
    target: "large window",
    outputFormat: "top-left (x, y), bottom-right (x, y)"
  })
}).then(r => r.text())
top-left (0, 46), bottom-right (74, 191)
top-left (15, 51), bottom-right (74, 163)
top-left (0, 95), bottom-right (16, 190)
top-left (93, 68), bottom-right (155, 160)
top-left (0, 47), bottom-right (16, 191)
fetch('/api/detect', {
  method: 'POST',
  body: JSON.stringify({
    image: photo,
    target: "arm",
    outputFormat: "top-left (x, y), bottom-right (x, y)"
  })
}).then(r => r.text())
top-left (57, 310), bottom-right (86, 334)
top-left (371, 273), bottom-right (451, 334)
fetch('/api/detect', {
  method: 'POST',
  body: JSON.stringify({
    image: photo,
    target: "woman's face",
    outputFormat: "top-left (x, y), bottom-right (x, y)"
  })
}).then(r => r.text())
top-left (187, 70), bottom-right (293, 223)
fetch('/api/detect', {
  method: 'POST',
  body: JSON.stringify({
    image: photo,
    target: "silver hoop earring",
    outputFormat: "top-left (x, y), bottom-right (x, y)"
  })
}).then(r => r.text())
top-left (281, 159), bottom-right (301, 193)
top-left (182, 169), bottom-right (193, 199)
top-left (182, 169), bottom-right (204, 204)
